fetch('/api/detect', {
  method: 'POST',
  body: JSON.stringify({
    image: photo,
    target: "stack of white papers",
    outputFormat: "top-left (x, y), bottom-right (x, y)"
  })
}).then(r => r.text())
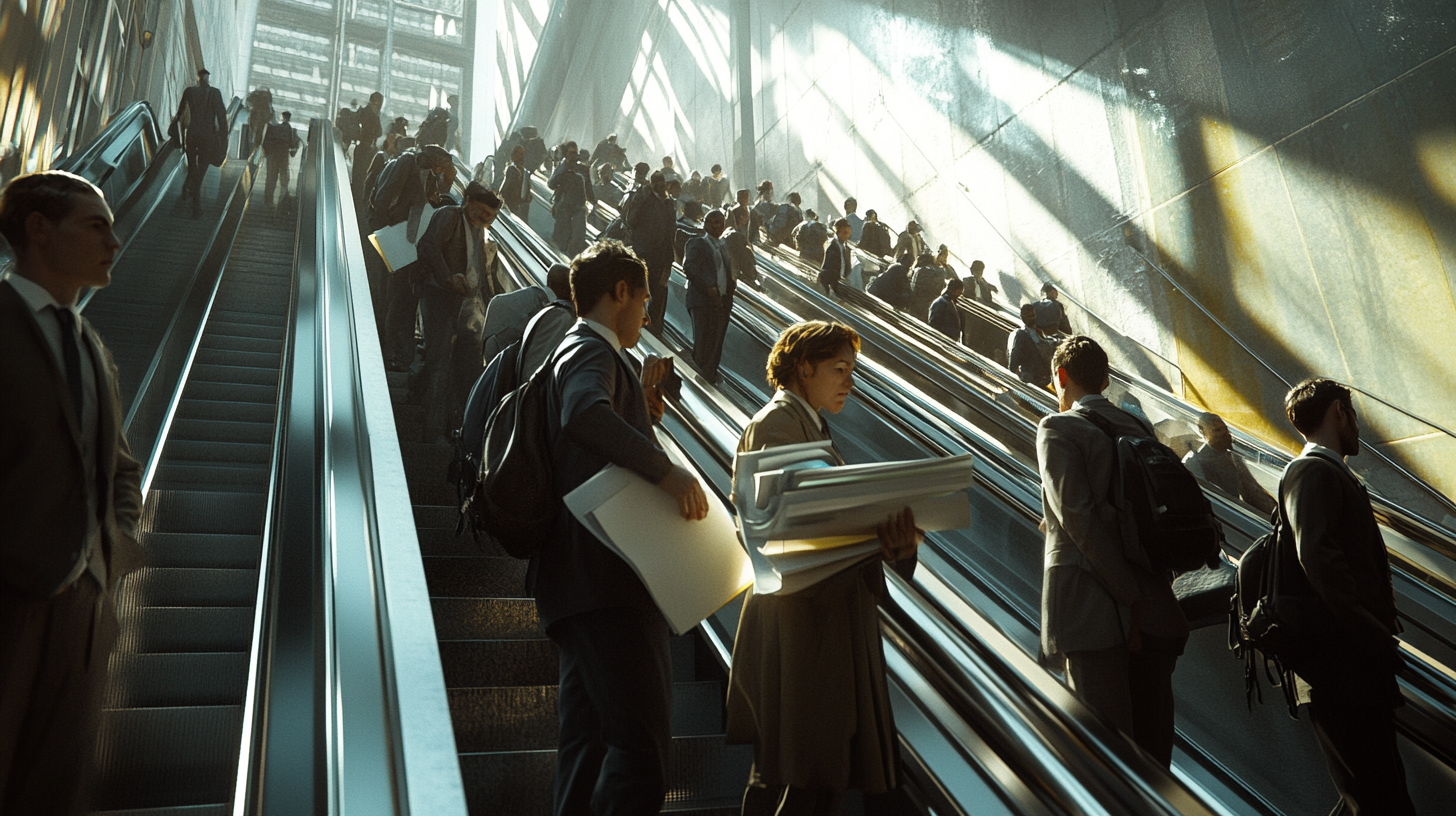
top-left (368, 205), bottom-right (439, 272)
top-left (564, 446), bottom-right (751, 636)
top-left (734, 441), bottom-right (975, 594)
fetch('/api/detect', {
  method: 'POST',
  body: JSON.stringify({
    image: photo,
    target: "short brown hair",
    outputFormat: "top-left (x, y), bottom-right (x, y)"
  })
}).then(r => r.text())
top-left (766, 321), bottom-right (860, 390)
top-left (1285, 378), bottom-right (1351, 435)
top-left (0, 171), bottom-right (104, 255)
top-left (1050, 335), bottom-right (1107, 392)
top-left (570, 239), bottom-right (648, 315)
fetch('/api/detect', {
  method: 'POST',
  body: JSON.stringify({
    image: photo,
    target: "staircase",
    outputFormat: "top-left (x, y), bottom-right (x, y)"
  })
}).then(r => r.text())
top-left (387, 368), bottom-right (750, 814)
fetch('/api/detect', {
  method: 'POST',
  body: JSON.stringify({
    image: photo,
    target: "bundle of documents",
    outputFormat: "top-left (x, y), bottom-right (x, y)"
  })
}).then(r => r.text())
top-left (564, 446), bottom-right (751, 636)
top-left (368, 205), bottom-right (438, 272)
top-left (734, 441), bottom-right (975, 594)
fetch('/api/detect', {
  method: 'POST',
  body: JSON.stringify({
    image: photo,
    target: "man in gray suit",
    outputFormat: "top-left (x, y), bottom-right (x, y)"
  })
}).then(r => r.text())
top-left (0, 171), bottom-right (145, 814)
top-left (1036, 335), bottom-right (1188, 766)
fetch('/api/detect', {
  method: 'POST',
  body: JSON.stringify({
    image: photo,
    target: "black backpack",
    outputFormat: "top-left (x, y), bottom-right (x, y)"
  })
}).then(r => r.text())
top-left (454, 305), bottom-right (569, 556)
top-left (1076, 407), bottom-right (1222, 574)
top-left (768, 203), bottom-right (802, 244)
top-left (1230, 453), bottom-right (1340, 717)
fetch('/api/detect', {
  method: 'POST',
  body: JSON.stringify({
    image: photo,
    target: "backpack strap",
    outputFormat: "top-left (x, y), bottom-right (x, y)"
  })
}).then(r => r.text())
top-left (515, 300), bottom-right (576, 378)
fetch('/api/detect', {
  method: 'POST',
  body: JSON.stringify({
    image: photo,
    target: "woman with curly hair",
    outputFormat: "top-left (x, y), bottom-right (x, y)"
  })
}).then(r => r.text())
top-left (727, 320), bottom-right (922, 815)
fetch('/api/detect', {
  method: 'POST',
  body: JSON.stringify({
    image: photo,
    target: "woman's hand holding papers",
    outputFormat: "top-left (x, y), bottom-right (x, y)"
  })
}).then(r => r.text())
top-left (658, 465), bottom-right (709, 521)
top-left (877, 507), bottom-right (924, 561)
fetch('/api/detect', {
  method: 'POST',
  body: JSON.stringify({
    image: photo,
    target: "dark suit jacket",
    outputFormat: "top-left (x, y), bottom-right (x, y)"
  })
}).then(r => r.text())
top-left (371, 151), bottom-right (433, 229)
top-left (628, 191), bottom-right (676, 265)
top-left (1284, 452), bottom-right (1401, 699)
top-left (928, 294), bottom-right (961, 341)
top-left (1036, 395), bottom-right (1188, 658)
top-left (0, 281), bottom-right (145, 600)
top-left (683, 234), bottom-right (735, 311)
top-left (502, 163), bottom-right (530, 211)
top-left (819, 239), bottom-right (851, 290)
top-left (529, 324), bottom-right (674, 629)
top-left (177, 84), bottom-right (227, 141)
top-left (547, 161), bottom-right (595, 214)
top-left (416, 204), bottom-right (499, 295)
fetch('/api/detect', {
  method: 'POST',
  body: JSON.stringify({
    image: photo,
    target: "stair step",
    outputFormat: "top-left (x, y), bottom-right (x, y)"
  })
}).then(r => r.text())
top-left (401, 441), bottom-right (455, 483)
top-left (120, 567), bottom-right (259, 607)
top-left (418, 527), bottom-right (502, 557)
top-left (177, 398), bottom-right (276, 424)
top-left (104, 652), bottom-right (249, 708)
top-left (201, 333), bottom-right (279, 354)
top-left (194, 346), bottom-right (279, 370)
top-left (431, 598), bottom-right (544, 640)
top-left (410, 478), bottom-right (458, 507)
top-left (93, 804), bottom-right (228, 816)
top-left (188, 362), bottom-right (279, 388)
top-left (168, 418), bottom-right (275, 445)
top-left (115, 606), bottom-right (254, 653)
top-left (457, 736), bottom-right (751, 816)
top-left (164, 438), bottom-right (274, 465)
top-left (197, 318), bottom-right (283, 342)
top-left (92, 706), bottom-right (242, 810)
top-left (140, 491), bottom-right (266, 536)
top-left (150, 461), bottom-right (270, 492)
top-left (423, 556), bottom-right (529, 598)
top-left (185, 380), bottom-right (278, 405)
top-left (448, 680), bottom-right (727, 752)
top-left (415, 504), bottom-right (465, 531)
top-left (140, 533), bottom-right (261, 569)
top-left (438, 639), bottom-right (558, 688)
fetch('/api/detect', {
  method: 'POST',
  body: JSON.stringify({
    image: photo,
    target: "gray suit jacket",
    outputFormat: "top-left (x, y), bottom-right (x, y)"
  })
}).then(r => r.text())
top-left (1036, 395), bottom-right (1187, 657)
top-left (0, 281), bottom-right (145, 600)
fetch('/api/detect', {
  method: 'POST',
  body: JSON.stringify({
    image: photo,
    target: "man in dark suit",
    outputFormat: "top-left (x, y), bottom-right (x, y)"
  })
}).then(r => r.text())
top-left (1036, 336), bottom-right (1188, 767)
top-left (818, 217), bottom-right (852, 294)
top-left (501, 144), bottom-right (531, 219)
top-left (352, 91), bottom-right (384, 191)
top-left (628, 171), bottom-right (676, 333)
top-left (548, 141), bottom-right (596, 255)
top-left (372, 144), bottom-right (454, 371)
top-left (858, 209), bottom-right (893, 258)
top-left (0, 171), bottom-right (145, 815)
top-left (261, 111), bottom-right (300, 209)
top-left (683, 209), bottom-right (735, 384)
top-left (1280, 379), bottom-right (1414, 815)
top-left (408, 182), bottom-right (502, 443)
top-left (175, 67), bottom-right (228, 218)
top-left (928, 277), bottom-right (964, 342)
top-left (533, 240), bottom-right (707, 815)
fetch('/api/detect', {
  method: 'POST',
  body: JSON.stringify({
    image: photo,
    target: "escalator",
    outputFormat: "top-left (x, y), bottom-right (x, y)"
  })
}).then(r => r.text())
top-left (512, 169), bottom-right (1456, 813)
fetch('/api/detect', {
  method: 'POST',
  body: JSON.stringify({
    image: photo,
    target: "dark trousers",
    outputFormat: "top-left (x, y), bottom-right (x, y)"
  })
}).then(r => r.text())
top-left (553, 210), bottom-right (587, 256)
top-left (550, 607), bottom-right (673, 816)
top-left (383, 266), bottom-right (421, 370)
top-left (1065, 633), bottom-right (1181, 766)
top-left (183, 142), bottom-right (209, 214)
top-left (1307, 697), bottom-right (1415, 816)
top-left (690, 299), bottom-right (731, 384)
top-left (264, 149), bottom-right (291, 206)
top-left (351, 141), bottom-right (376, 190)
top-left (509, 198), bottom-right (531, 221)
top-left (411, 287), bottom-right (480, 441)
top-left (645, 256), bottom-right (672, 336)
top-left (0, 576), bottom-right (115, 816)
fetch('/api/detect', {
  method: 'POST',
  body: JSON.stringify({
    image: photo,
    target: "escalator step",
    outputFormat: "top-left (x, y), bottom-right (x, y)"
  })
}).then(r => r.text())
top-left (195, 346), bottom-right (279, 369)
top-left (140, 533), bottom-right (261, 569)
top-left (92, 705), bottom-right (242, 810)
top-left (121, 566), bottom-right (259, 607)
top-left (104, 652), bottom-right (249, 708)
top-left (168, 418), bottom-right (274, 446)
top-left (187, 362), bottom-right (279, 387)
top-left (115, 606), bottom-right (254, 653)
top-left (423, 556), bottom-right (529, 598)
top-left (401, 441), bottom-right (455, 482)
top-left (185, 381), bottom-right (277, 405)
top-left (140, 490), bottom-right (266, 536)
top-left (149, 461), bottom-right (270, 492)
top-left (415, 504), bottom-right (465, 532)
top-left (438, 639), bottom-right (558, 688)
top-left (163, 439), bottom-right (273, 464)
top-left (92, 805), bottom-right (227, 816)
top-left (200, 333), bottom-right (277, 354)
top-left (177, 398), bottom-right (275, 424)
top-left (448, 680), bottom-right (727, 753)
top-left (409, 477), bottom-right (456, 508)
top-left (417, 526), bottom-right (494, 557)
top-left (210, 308), bottom-right (285, 328)
top-left (202, 320), bottom-right (284, 341)
top-left (431, 598), bottom-right (544, 640)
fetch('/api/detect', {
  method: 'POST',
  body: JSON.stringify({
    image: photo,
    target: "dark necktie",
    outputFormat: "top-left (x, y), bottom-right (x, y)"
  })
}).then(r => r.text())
top-left (53, 307), bottom-right (84, 422)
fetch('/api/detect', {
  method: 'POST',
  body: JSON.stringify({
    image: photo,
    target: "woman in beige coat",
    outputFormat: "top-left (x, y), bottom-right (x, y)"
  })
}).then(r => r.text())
top-left (727, 321), bottom-right (922, 815)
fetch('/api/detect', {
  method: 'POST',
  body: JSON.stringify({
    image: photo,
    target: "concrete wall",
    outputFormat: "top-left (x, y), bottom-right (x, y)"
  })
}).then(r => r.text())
top-left (502, 0), bottom-right (1456, 506)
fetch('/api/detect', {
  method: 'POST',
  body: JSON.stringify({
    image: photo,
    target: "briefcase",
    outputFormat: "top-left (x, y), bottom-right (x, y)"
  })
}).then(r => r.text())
top-left (208, 133), bottom-right (228, 167)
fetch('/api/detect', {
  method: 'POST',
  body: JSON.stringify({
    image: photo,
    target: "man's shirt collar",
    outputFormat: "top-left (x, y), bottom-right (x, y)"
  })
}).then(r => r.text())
top-left (1300, 442), bottom-right (1359, 482)
top-left (3, 271), bottom-right (70, 311)
top-left (578, 317), bottom-right (622, 353)
top-left (780, 388), bottom-right (825, 430)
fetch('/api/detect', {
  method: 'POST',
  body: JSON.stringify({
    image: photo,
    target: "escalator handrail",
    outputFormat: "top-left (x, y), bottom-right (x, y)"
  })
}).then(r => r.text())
top-left (53, 100), bottom-right (163, 178)
top-left (481, 198), bottom-right (1231, 816)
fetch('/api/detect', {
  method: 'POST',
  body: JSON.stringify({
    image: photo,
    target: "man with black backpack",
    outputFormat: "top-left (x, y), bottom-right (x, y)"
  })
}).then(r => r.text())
top-left (1036, 335), bottom-right (1189, 767)
top-left (535, 241), bottom-right (707, 814)
top-left (351, 92), bottom-right (384, 191)
top-left (1278, 379), bottom-right (1413, 815)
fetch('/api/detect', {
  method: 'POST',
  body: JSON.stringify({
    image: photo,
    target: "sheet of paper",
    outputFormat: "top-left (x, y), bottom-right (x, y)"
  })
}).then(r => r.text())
top-left (768, 492), bottom-right (971, 540)
top-left (567, 463), bottom-right (751, 636)
top-left (369, 222), bottom-right (417, 272)
top-left (762, 540), bottom-right (881, 576)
